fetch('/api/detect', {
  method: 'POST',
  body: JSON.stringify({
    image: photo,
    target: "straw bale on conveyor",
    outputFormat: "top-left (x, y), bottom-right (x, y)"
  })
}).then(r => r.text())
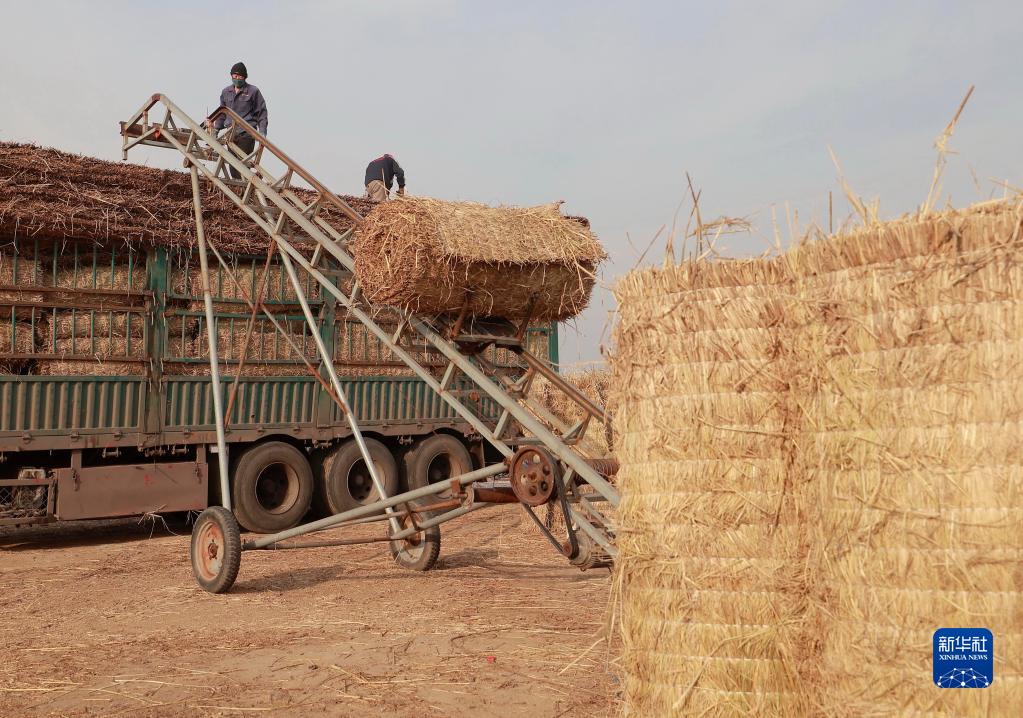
top-left (353, 198), bottom-right (605, 321)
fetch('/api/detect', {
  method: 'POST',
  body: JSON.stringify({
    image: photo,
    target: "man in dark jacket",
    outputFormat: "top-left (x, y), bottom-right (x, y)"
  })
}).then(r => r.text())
top-left (364, 154), bottom-right (406, 201)
top-left (207, 62), bottom-right (268, 179)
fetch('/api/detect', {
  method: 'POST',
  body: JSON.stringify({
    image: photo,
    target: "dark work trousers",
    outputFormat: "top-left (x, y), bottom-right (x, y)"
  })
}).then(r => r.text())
top-left (228, 133), bottom-right (256, 179)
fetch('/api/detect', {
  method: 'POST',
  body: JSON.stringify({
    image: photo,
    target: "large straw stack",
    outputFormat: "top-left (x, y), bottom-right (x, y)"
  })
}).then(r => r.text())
top-left (352, 198), bottom-right (605, 321)
top-left (796, 203), bottom-right (1023, 715)
top-left (610, 200), bottom-right (1023, 715)
top-left (611, 259), bottom-right (808, 715)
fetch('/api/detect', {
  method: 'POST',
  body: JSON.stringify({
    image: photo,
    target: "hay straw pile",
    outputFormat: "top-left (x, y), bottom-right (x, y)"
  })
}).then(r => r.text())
top-left (0, 142), bottom-right (372, 253)
top-left (797, 203), bottom-right (1023, 715)
top-left (352, 198), bottom-right (605, 321)
top-left (610, 201), bottom-right (1023, 715)
top-left (611, 258), bottom-right (805, 715)
top-left (31, 310), bottom-right (145, 375)
top-left (0, 322), bottom-right (36, 354)
top-left (169, 262), bottom-right (320, 303)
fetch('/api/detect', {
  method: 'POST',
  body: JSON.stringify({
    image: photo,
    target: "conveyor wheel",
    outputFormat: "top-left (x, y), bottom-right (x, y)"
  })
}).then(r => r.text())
top-left (190, 506), bottom-right (242, 593)
top-left (389, 506), bottom-right (441, 572)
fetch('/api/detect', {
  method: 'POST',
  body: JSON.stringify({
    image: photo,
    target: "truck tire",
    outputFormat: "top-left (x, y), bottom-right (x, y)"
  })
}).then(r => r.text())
top-left (320, 438), bottom-right (399, 516)
top-left (232, 441), bottom-right (314, 533)
top-left (406, 434), bottom-right (474, 491)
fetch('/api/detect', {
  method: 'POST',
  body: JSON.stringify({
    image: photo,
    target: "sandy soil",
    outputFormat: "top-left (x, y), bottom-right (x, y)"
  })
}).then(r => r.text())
top-left (0, 508), bottom-right (618, 717)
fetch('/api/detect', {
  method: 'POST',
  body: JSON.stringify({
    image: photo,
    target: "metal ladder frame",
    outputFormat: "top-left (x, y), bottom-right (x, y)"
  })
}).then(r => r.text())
top-left (120, 93), bottom-right (618, 560)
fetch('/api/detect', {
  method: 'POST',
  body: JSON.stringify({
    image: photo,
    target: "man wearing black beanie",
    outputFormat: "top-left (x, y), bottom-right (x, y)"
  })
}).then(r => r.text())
top-left (207, 61), bottom-right (268, 179)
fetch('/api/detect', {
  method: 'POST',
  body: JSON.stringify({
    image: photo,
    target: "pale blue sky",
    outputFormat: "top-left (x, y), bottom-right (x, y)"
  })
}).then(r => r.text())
top-left (2, 1), bottom-right (1021, 363)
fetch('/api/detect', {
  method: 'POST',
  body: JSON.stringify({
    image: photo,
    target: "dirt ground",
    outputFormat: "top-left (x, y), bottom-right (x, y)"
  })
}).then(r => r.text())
top-left (0, 507), bottom-right (618, 717)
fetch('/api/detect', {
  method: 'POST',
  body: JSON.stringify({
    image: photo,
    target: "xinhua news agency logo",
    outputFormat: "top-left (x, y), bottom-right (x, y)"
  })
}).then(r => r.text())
top-left (933, 628), bottom-right (993, 688)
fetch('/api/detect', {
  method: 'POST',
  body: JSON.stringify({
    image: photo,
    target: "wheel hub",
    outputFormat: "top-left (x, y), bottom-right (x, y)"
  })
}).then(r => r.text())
top-left (508, 447), bottom-right (560, 506)
top-left (196, 522), bottom-right (225, 580)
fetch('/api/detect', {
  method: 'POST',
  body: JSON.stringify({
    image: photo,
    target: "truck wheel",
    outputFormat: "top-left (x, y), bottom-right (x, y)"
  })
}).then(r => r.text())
top-left (190, 506), bottom-right (241, 594)
top-left (232, 441), bottom-right (314, 533)
top-left (320, 438), bottom-right (399, 515)
top-left (406, 434), bottom-right (473, 491)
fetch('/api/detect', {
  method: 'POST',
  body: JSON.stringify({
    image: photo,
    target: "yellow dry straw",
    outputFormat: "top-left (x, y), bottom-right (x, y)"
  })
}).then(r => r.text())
top-left (171, 265), bottom-right (320, 303)
top-left (0, 256), bottom-right (41, 287)
top-left (610, 255), bottom-right (807, 717)
top-left (0, 322), bottom-right (37, 354)
top-left (43, 311), bottom-right (146, 339)
top-left (49, 336), bottom-right (144, 359)
top-left (36, 360), bottom-right (139, 376)
top-left (793, 204), bottom-right (1023, 716)
top-left (186, 321), bottom-right (318, 363)
top-left (609, 200), bottom-right (1023, 716)
top-left (52, 262), bottom-right (147, 292)
top-left (352, 197), bottom-right (606, 321)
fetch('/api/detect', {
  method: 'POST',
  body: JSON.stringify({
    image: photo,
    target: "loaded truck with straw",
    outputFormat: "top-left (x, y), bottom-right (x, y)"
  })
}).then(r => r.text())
top-left (0, 96), bottom-right (619, 592)
top-left (0, 143), bottom-right (558, 533)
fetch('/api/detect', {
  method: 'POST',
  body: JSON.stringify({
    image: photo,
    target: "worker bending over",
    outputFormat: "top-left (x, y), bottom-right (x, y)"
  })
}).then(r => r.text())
top-left (364, 154), bottom-right (406, 201)
top-left (207, 62), bottom-right (268, 179)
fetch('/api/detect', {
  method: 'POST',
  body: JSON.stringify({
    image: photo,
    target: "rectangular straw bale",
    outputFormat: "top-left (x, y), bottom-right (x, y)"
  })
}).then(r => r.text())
top-left (170, 262), bottom-right (320, 302)
top-left (45, 254), bottom-right (147, 293)
top-left (0, 253), bottom-right (43, 303)
top-left (36, 360), bottom-right (140, 376)
top-left (42, 310), bottom-right (147, 340)
top-left (0, 253), bottom-right (41, 287)
top-left (352, 197), bottom-right (606, 321)
top-left (0, 322), bottom-right (36, 354)
top-left (49, 336), bottom-right (144, 359)
top-left (0, 360), bottom-right (30, 375)
top-left (188, 319), bottom-right (318, 363)
top-left (165, 361), bottom-right (313, 377)
top-left (610, 257), bottom-right (809, 717)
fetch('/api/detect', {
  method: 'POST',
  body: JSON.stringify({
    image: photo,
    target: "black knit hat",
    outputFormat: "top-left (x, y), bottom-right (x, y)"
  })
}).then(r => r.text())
top-left (230, 62), bottom-right (248, 78)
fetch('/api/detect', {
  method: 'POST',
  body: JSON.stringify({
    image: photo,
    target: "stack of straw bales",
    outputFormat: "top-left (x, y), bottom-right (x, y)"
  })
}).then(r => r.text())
top-left (610, 200), bottom-right (1023, 715)
top-left (48, 254), bottom-right (147, 293)
top-left (352, 198), bottom-right (605, 321)
top-left (36, 310), bottom-right (147, 376)
top-left (170, 262), bottom-right (320, 303)
top-left (0, 322), bottom-right (37, 355)
top-left (178, 318), bottom-right (318, 377)
top-left (0, 256), bottom-right (42, 371)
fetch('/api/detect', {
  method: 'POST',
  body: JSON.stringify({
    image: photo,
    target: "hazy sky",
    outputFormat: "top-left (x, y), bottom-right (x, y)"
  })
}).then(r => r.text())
top-left (2, 1), bottom-right (1021, 364)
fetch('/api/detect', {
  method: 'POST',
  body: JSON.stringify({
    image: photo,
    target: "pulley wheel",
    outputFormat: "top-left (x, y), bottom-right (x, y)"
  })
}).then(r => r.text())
top-left (508, 447), bottom-right (560, 507)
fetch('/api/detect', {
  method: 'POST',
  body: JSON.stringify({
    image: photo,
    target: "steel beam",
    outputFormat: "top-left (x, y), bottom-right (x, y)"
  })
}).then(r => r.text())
top-left (189, 164), bottom-right (231, 510)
